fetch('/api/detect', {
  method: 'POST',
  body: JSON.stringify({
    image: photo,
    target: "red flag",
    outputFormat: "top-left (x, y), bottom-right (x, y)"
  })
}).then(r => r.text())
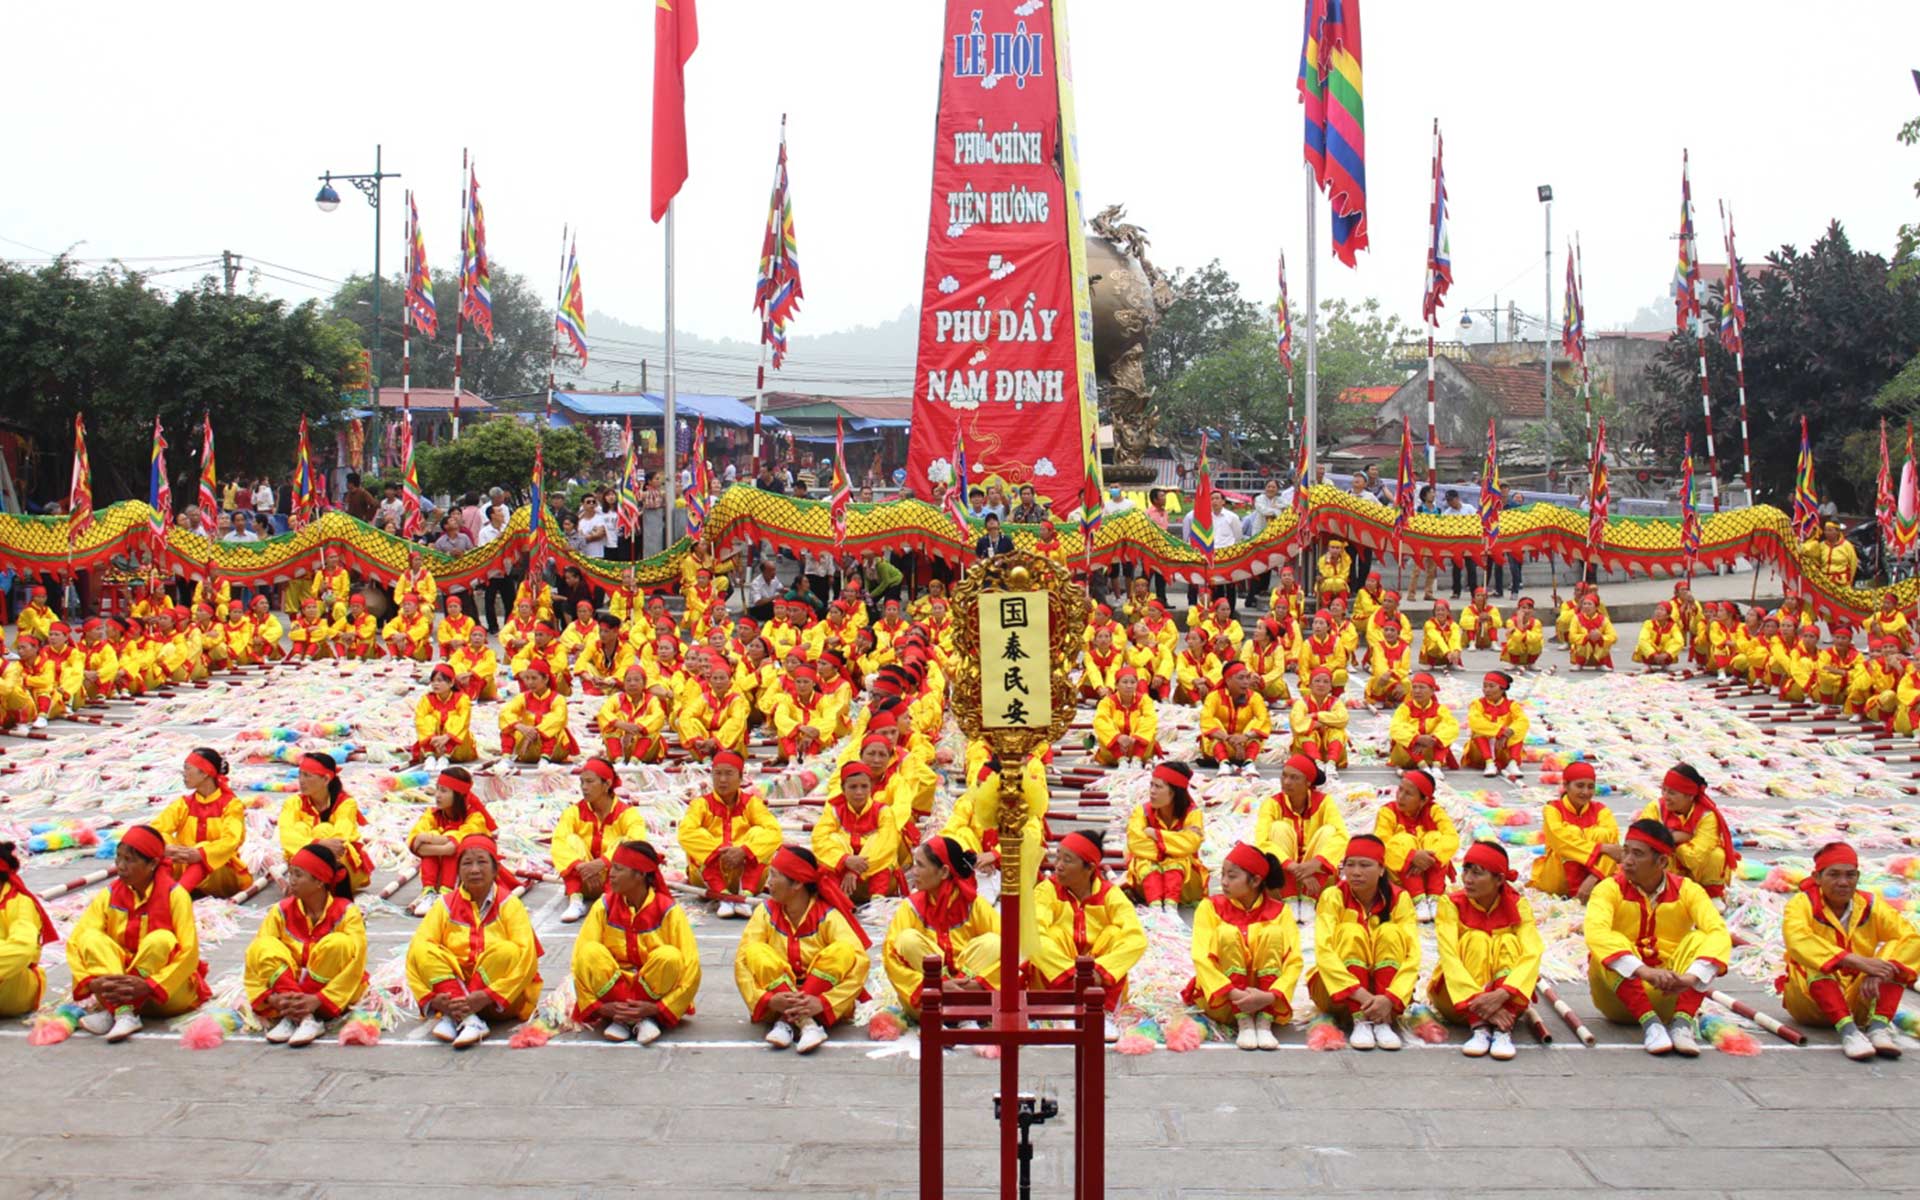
top-left (651, 0), bottom-right (699, 223)
top-left (68, 413), bottom-right (94, 547)
top-left (1587, 420), bottom-right (1610, 554)
top-left (829, 416), bottom-right (851, 550)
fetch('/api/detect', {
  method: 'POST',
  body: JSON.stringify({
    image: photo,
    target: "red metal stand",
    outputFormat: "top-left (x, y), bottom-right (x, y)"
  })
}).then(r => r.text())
top-left (918, 950), bottom-right (1106, 1199)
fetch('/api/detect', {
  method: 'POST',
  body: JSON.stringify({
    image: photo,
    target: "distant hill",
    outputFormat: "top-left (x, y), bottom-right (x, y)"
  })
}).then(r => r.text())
top-left (557, 306), bottom-right (918, 398)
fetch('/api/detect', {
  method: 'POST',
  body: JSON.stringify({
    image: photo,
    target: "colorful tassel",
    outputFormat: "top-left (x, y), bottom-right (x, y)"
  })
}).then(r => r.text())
top-left (1305, 1015), bottom-right (1348, 1051)
top-left (337, 1016), bottom-right (382, 1046)
top-left (1698, 1013), bottom-right (1761, 1056)
top-left (28, 1004), bottom-right (82, 1045)
top-left (508, 1021), bottom-right (552, 1049)
top-left (180, 1010), bottom-right (240, 1050)
top-left (1113, 1033), bottom-right (1156, 1055)
top-left (1405, 1005), bottom-right (1448, 1044)
top-left (866, 1009), bottom-right (904, 1041)
top-left (1163, 1017), bottom-right (1204, 1053)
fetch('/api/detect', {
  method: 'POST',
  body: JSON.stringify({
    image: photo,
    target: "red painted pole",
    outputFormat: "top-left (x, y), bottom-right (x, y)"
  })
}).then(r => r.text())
top-left (919, 955), bottom-right (943, 1200)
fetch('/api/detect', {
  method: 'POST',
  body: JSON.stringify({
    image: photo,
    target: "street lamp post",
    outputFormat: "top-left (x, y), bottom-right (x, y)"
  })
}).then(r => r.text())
top-left (314, 144), bottom-right (401, 409)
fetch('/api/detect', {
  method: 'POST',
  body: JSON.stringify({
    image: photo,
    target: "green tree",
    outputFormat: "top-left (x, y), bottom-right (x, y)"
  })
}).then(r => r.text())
top-left (0, 258), bottom-right (357, 501)
top-left (326, 264), bottom-right (553, 401)
top-left (414, 418), bottom-right (592, 500)
top-left (1145, 260), bottom-right (1264, 391)
top-left (1646, 221), bottom-right (1920, 509)
top-left (1892, 108), bottom-right (1920, 291)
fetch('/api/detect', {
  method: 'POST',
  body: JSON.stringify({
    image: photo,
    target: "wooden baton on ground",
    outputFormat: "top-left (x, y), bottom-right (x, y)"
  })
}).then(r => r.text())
top-left (38, 865), bottom-right (117, 899)
top-left (1708, 989), bottom-right (1806, 1045)
top-left (1536, 980), bottom-right (1596, 1047)
top-left (377, 865), bottom-right (421, 901)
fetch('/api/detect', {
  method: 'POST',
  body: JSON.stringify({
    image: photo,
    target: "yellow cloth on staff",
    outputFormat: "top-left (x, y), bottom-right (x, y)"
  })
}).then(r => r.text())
top-left (734, 898), bottom-right (870, 1026)
top-left (405, 886), bottom-right (543, 1019)
top-left (66, 879), bottom-right (208, 1016)
top-left (570, 891), bottom-right (701, 1027)
top-left (243, 897), bottom-right (368, 1018)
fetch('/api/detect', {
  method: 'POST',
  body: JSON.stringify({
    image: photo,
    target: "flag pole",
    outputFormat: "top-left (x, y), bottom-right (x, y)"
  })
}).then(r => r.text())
top-left (1720, 201), bottom-right (1753, 497)
top-left (1424, 118), bottom-right (1439, 495)
top-left (547, 225), bottom-right (566, 426)
top-left (453, 149), bottom-right (467, 440)
top-left (751, 114), bottom-right (786, 473)
top-left (1303, 164), bottom-right (1320, 601)
top-left (1577, 234), bottom-right (1592, 466)
top-left (664, 201), bottom-right (679, 550)
top-left (1682, 151), bottom-right (1722, 513)
top-left (402, 190), bottom-right (414, 462)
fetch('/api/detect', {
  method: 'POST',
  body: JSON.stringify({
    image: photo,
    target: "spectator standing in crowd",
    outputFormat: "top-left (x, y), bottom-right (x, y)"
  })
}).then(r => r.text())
top-left (577, 494), bottom-right (615, 560)
top-left (1409, 485), bottom-right (1442, 600)
top-left (222, 512), bottom-right (260, 544)
top-left (343, 473), bottom-right (378, 523)
top-left (253, 478), bottom-right (275, 516)
top-left (1251, 479), bottom-right (1287, 608)
top-left (976, 513), bottom-right (1015, 559)
top-left (858, 550), bottom-right (904, 615)
top-left (478, 505), bottom-right (512, 633)
top-left (1009, 484), bottom-right (1047, 523)
top-left (1444, 489), bottom-right (1480, 597)
top-left (801, 547), bottom-right (838, 604)
top-left (1492, 492), bottom-right (1527, 597)
top-left (377, 484), bottom-right (405, 529)
top-left (977, 485), bottom-right (1009, 521)
top-left (433, 517), bottom-right (474, 557)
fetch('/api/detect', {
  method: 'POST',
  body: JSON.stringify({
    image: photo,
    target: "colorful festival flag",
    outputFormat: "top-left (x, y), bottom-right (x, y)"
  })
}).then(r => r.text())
top-left (197, 414), bottom-right (218, 538)
top-left (687, 417), bottom-right (712, 538)
top-left (1290, 433), bottom-right (1313, 524)
top-left (1298, 0), bottom-right (1368, 267)
top-left (754, 120), bottom-right (803, 371)
top-left (399, 418), bottom-right (424, 538)
top-left (943, 429), bottom-right (972, 542)
top-left (1679, 435), bottom-right (1702, 570)
top-left (1188, 434), bottom-right (1215, 559)
top-left (1586, 420), bottom-right (1610, 554)
top-left (1561, 247), bottom-right (1585, 366)
top-left (148, 415), bottom-right (171, 548)
top-left (294, 415), bottom-right (316, 529)
top-left (1393, 416), bottom-right (1416, 534)
top-left (829, 416), bottom-right (851, 549)
top-left (1791, 416), bottom-right (1820, 542)
top-left (1079, 425), bottom-right (1104, 564)
top-left (556, 236), bottom-right (589, 370)
top-left (405, 192), bottom-right (438, 340)
top-left (1422, 121), bottom-right (1451, 326)
top-left (651, 0), bottom-right (699, 223)
top-left (1719, 207), bottom-right (1747, 356)
top-left (1276, 254), bottom-right (1294, 372)
top-left (67, 413), bottom-right (93, 547)
top-left (617, 416), bottom-right (642, 537)
top-left (462, 164), bottom-right (493, 342)
top-left (1478, 419), bottom-right (1503, 553)
top-left (1673, 151), bottom-right (1702, 332)
top-left (1878, 420), bottom-right (1897, 551)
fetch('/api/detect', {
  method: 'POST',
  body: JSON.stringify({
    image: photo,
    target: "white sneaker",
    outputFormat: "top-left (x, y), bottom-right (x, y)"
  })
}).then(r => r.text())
top-left (410, 890), bottom-right (437, 918)
top-left (1103, 1016), bottom-right (1120, 1043)
top-left (1416, 896), bottom-right (1437, 923)
top-left (1254, 1012), bottom-right (1280, 1051)
top-left (1842, 1025), bottom-right (1877, 1062)
top-left (1869, 1024), bottom-right (1903, 1059)
top-left (562, 896), bottom-right (588, 923)
top-left (765, 1020), bottom-right (797, 1049)
top-left (105, 1012), bottom-right (142, 1042)
top-left (1642, 1020), bottom-right (1673, 1056)
top-left (265, 1017), bottom-right (296, 1044)
top-left (1235, 1014), bottom-right (1259, 1051)
top-left (1489, 1029), bottom-right (1516, 1061)
top-left (452, 1014), bottom-right (489, 1048)
top-left (794, 1019), bottom-right (828, 1054)
top-left (1503, 762), bottom-right (1524, 780)
top-left (1349, 1020), bottom-right (1376, 1051)
top-left (288, 1016), bottom-right (324, 1047)
top-left (31, 715), bottom-right (47, 729)
top-left (1483, 761), bottom-right (1499, 778)
top-left (635, 1018), bottom-right (663, 1046)
top-left (1717, 670), bottom-right (1730, 683)
top-left (79, 1007), bottom-right (115, 1037)
top-left (1462, 1026), bottom-right (1492, 1057)
top-left (602, 1021), bottom-right (633, 1043)
top-left (1372, 1020), bottom-right (1402, 1051)
top-left (1667, 1018), bottom-right (1699, 1058)
top-left (431, 1014), bottom-right (459, 1043)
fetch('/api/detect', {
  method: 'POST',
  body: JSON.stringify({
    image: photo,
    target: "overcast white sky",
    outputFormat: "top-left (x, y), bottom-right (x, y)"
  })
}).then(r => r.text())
top-left (5, 1), bottom-right (1919, 375)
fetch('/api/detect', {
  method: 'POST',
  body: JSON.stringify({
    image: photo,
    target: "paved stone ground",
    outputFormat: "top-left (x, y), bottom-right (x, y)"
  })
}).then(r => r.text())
top-left (11, 560), bottom-right (1920, 1197)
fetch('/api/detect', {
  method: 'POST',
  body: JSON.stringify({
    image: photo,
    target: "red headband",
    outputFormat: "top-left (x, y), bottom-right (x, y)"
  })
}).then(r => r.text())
top-left (1344, 835), bottom-right (1386, 864)
top-left (121, 826), bottom-right (166, 860)
top-left (1402, 769), bottom-right (1435, 800)
top-left (1411, 672), bottom-right (1437, 689)
top-left (612, 843), bottom-right (659, 876)
top-left (1482, 671), bottom-right (1512, 689)
top-left (185, 751), bottom-right (225, 782)
top-left (861, 733), bottom-right (895, 753)
top-left (581, 758), bottom-right (619, 786)
top-left (1058, 831), bottom-right (1104, 869)
top-left (1284, 753), bottom-right (1319, 782)
top-left (1225, 842), bottom-right (1271, 882)
top-left (774, 845), bottom-right (873, 948)
top-left (1561, 761), bottom-right (1596, 785)
top-left (456, 833), bottom-right (500, 862)
top-left (1463, 842), bottom-right (1516, 882)
top-left (437, 771), bottom-right (473, 797)
top-left (299, 755), bottom-right (337, 779)
top-left (1813, 843), bottom-right (1859, 873)
top-left (1661, 769), bottom-right (1703, 798)
top-left (430, 663), bottom-right (456, 683)
top-left (712, 749), bottom-right (746, 772)
top-left (839, 762), bottom-right (872, 786)
top-left (290, 846), bottom-right (341, 886)
top-left (1151, 764), bottom-right (1190, 792)
top-left (1625, 825), bottom-right (1673, 855)
top-left (773, 845), bottom-right (818, 884)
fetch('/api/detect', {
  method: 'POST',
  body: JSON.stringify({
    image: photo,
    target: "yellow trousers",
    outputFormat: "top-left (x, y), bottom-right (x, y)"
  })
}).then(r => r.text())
top-left (1029, 925), bottom-right (1131, 1008)
top-left (1781, 970), bottom-right (1896, 1028)
top-left (1193, 922), bottom-right (1294, 1024)
top-left (407, 940), bottom-right (540, 1020)
top-left (736, 939), bottom-right (867, 1023)
top-left (572, 942), bottom-right (689, 1022)
top-left (243, 932), bottom-right (366, 1016)
top-left (1308, 921), bottom-right (1416, 1016)
top-left (0, 965), bottom-right (44, 1016)
top-left (1427, 937), bottom-right (1532, 1026)
top-left (68, 929), bottom-right (201, 1016)
top-left (886, 930), bottom-right (1001, 1020)
top-left (1586, 932), bottom-right (1718, 1024)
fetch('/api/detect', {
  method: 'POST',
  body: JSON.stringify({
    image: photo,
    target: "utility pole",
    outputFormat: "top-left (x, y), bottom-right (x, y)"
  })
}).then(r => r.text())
top-left (221, 250), bottom-right (240, 296)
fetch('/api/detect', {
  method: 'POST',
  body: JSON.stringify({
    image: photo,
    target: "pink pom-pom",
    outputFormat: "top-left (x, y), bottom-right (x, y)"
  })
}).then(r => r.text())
top-left (1409, 1016), bottom-right (1448, 1044)
top-left (180, 1015), bottom-right (227, 1050)
top-left (1761, 868), bottom-right (1795, 894)
top-left (27, 1018), bottom-right (72, 1046)
top-left (867, 1010), bottom-right (903, 1041)
top-left (1163, 1017), bottom-right (1204, 1053)
top-left (798, 770), bottom-right (819, 791)
top-left (1114, 1033), bottom-right (1156, 1056)
top-left (934, 748), bottom-right (955, 766)
top-left (338, 1019), bottom-right (381, 1046)
top-left (1306, 1021), bottom-right (1348, 1052)
top-left (75, 827), bottom-right (99, 847)
top-left (507, 1022), bottom-right (550, 1049)
top-left (973, 1041), bottom-right (1002, 1059)
top-left (1714, 1029), bottom-right (1760, 1056)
